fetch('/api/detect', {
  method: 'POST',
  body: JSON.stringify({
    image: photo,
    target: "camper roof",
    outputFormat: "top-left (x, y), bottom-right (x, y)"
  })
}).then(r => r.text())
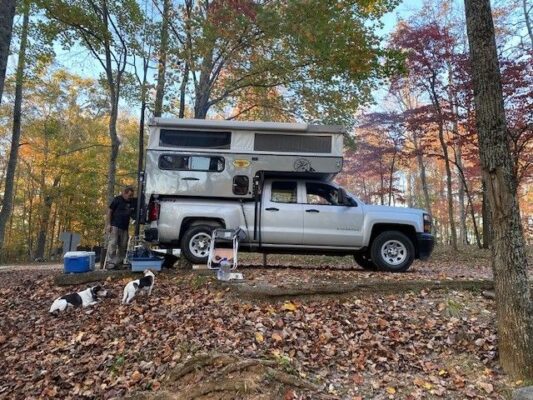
top-left (149, 118), bottom-right (346, 135)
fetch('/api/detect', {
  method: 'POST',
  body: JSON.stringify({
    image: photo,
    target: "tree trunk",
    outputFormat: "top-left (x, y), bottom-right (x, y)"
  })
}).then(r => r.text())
top-left (107, 113), bottom-right (120, 203)
top-left (482, 179), bottom-right (491, 248)
top-left (437, 118), bottom-right (457, 250)
top-left (179, 61), bottom-right (190, 118)
top-left (194, 46), bottom-right (214, 119)
top-left (456, 159), bottom-right (482, 248)
top-left (388, 149), bottom-right (397, 206)
top-left (455, 144), bottom-right (468, 244)
top-left (48, 203), bottom-right (58, 259)
top-left (153, 0), bottom-right (170, 117)
top-left (35, 176), bottom-right (60, 259)
top-left (0, 0), bottom-right (16, 104)
top-left (0, 5), bottom-right (29, 253)
top-left (465, 0), bottom-right (533, 380)
top-left (102, 1), bottom-right (123, 204)
top-left (448, 60), bottom-right (467, 245)
top-left (523, 0), bottom-right (533, 48)
top-left (413, 131), bottom-right (432, 215)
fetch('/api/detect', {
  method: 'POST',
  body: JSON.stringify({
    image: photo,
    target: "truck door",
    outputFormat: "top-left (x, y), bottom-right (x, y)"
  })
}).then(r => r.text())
top-left (261, 180), bottom-right (303, 245)
top-left (302, 181), bottom-right (364, 247)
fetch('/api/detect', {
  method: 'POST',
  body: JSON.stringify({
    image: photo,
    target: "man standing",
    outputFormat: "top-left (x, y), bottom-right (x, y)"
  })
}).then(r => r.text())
top-left (105, 186), bottom-right (134, 269)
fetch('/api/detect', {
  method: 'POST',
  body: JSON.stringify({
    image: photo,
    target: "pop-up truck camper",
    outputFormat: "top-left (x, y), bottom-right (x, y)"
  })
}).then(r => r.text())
top-left (143, 118), bottom-right (434, 272)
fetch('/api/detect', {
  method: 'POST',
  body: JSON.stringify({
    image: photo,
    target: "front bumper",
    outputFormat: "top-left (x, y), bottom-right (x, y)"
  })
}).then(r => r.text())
top-left (416, 233), bottom-right (435, 260)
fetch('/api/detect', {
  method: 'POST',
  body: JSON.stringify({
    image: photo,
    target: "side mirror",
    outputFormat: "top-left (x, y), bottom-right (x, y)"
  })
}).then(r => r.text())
top-left (337, 188), bottom-right (350, 206)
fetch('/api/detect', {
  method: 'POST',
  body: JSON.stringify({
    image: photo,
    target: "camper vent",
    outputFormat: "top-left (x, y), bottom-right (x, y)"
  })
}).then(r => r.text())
top-left (160, 129), bottom-right (231, 149)
top-left (254, 133), bottom-right (331, 154)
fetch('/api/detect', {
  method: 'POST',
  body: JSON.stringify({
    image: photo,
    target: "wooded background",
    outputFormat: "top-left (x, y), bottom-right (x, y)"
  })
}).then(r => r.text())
top-left (0, 0), bottom-right (531, 262)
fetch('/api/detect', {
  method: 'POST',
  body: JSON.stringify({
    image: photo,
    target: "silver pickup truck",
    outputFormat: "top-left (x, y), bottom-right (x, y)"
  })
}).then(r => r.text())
top-left (144, 178), bottom-right (434, 272)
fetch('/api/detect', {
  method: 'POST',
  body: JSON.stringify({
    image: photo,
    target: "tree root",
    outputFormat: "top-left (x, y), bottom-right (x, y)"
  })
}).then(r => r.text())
top-left (135, 352), bottom-right (326, 400)
top-left (264, 367), bottom-right (320, 391)
top-left (212, 358), bottom-right (277, 380)
top-left (167, 353), bottom-right (237, 381)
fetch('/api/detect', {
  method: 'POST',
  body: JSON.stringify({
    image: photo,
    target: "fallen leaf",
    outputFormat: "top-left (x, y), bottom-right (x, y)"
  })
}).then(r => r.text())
top-left (352, 374), bottom-right (364, 385)
top-left (282, 301), bottom-right (297, 311)
top-left (272, 333), bottom-right (283, 342)
top-left (255, 332), bottom-right (264, 343)
top-left (386, 386), bottom-right (396, 394)
top-left (131, 370), bottom-right (143, 384)
top-left (478, 382), bottom-right (493, 394)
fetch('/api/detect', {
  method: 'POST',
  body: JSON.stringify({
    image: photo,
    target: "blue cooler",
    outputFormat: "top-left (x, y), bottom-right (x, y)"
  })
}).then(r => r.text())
top-left (64, 251), bottom-right (92, 273)
top-left (130, 257), bottom-right (164, 272)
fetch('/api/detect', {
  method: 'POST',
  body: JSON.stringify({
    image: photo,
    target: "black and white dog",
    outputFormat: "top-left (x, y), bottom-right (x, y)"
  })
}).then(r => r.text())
top-left (49, 285), bottom-right (108, 314)
top-left (122, 269), bottom-right (155, 304)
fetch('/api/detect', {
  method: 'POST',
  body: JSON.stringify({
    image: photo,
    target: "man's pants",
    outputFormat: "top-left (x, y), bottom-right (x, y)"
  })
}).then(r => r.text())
top-left (106, 227), bottom-right (129, 267)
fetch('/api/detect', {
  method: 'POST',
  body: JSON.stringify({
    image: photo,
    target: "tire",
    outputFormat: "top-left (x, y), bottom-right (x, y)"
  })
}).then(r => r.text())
top-left (353, 254), bottom-right (376, 270)
top-left (370, 231), bottom-right (415, 272)
top-left (180, 225), bottom-right (216, 264)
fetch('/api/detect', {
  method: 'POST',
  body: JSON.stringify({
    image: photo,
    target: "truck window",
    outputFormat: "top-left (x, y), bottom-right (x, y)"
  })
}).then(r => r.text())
top-left (305, 182), bottom-right (339, 205)
top-left (159, 155), bottom-right (225, 172)
top-left (160, 129), bottom-right (231, 149)
top-left (271, 181), bottom-right (297, 203)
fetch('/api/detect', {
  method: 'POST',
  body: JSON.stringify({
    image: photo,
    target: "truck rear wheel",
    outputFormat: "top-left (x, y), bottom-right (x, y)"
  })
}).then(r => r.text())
top-left (370, 231), bottom-right (414, 272)
top-left (353, 254), bottom-right (376, 270)
top-left (180, 225), bottom-right (214, 264)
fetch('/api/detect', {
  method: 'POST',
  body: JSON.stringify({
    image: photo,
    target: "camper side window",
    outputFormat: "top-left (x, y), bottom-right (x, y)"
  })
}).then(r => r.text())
top-left (159, 155), bottom-right (225, 172)
top-left (271, 181), bottom-right (297, 203)
top-left (160, 129), bottom-right (231, 149)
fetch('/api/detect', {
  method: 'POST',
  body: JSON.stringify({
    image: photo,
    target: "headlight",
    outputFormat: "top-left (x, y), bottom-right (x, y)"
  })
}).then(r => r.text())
top-left (423, 213), bottom-right (432, 233)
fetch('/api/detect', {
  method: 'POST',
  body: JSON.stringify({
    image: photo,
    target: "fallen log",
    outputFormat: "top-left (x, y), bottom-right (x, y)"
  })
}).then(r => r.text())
top-left (225, 279), bottom-right (496, 299)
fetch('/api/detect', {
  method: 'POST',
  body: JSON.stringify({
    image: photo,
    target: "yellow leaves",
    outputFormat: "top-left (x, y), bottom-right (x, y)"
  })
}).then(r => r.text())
top-left (385, 386), bottom-right (396, 394)
top-left (266, 305), bottom-right (277, 315)
top-left (255, 332), bottom-right (264, 343)
top-left (281, 301), bottom-right (297, 312)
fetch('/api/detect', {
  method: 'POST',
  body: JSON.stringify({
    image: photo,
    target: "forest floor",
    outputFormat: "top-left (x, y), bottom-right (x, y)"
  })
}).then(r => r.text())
top-left (0, 246), bottom-right (532, 399)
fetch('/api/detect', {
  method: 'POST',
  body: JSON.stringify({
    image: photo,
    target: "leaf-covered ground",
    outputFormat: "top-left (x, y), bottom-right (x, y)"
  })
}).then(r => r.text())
top-left (0, 247), bottom-right (530, 399)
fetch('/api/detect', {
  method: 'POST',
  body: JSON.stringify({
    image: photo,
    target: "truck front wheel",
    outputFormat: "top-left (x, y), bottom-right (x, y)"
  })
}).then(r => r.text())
top-left (370, 231), bottom-right (414, 272)
top-left (181, 225), bottom-right (214, 264)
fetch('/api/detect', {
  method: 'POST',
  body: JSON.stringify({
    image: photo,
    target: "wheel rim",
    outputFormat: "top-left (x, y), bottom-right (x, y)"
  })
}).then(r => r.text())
top-left (189, 232), bottom-right (211, 258)
top-left (380, 240), bottom-right (407, 266)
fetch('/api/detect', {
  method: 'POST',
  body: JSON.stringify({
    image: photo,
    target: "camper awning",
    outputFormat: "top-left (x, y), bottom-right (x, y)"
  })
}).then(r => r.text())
top-left (148, 118), bottom-right (346, 135)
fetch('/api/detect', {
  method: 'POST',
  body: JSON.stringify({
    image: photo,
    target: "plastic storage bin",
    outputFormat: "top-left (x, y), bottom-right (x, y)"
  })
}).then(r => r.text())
top-left (64, 251), bottom-right (92, 273)
top-left (130, 257), bottom-right (164, 272)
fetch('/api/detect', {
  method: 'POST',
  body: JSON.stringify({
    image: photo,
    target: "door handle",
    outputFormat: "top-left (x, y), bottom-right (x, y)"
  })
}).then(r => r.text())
top-left (181, 177), bottom-right (200, 181)
top-left (305, 209), bottom-right (320, 213)
top-left (265, 207), bottom-right (279, 211)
